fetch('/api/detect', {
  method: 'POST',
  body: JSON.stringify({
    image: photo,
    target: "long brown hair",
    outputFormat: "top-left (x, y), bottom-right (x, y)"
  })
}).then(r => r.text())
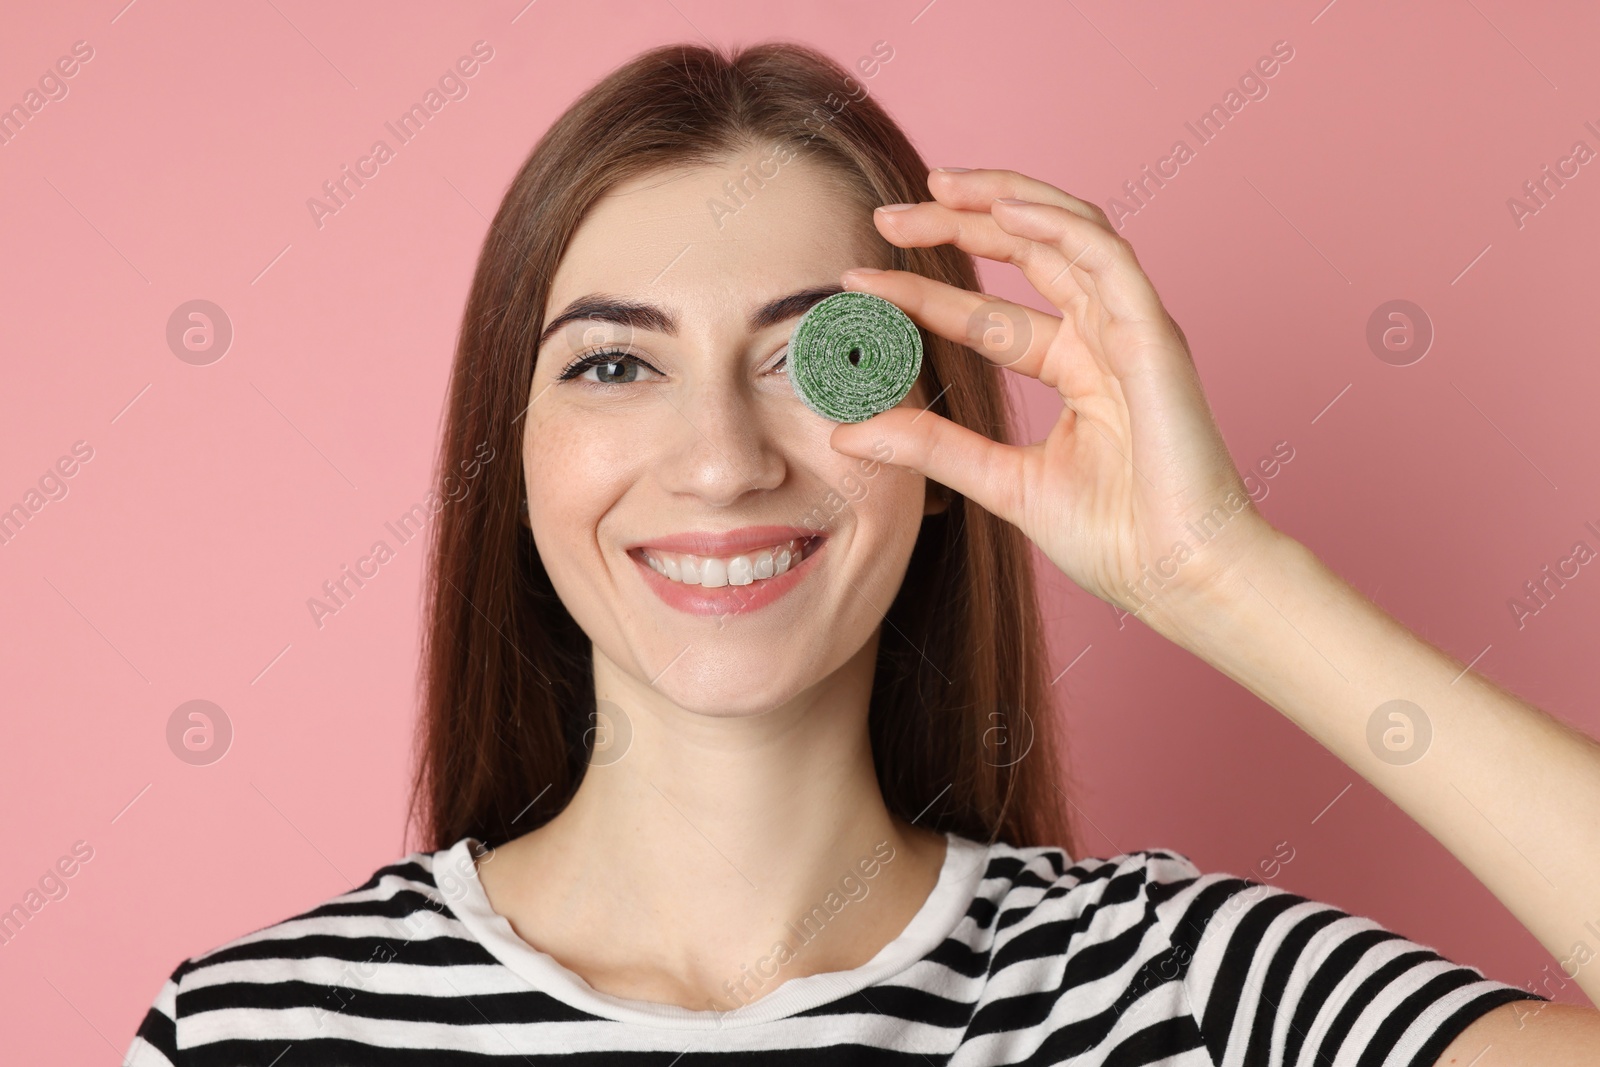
top-left (407, 40), bottom-right (1079, 857)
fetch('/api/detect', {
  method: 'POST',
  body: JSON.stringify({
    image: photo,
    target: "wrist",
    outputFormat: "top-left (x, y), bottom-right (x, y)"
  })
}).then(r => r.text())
top-left (1138, 518), bottom-right (1307, 651)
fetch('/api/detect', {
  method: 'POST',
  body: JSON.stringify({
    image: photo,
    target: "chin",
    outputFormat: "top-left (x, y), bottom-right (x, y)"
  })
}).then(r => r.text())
top-left (653, 667), bottom-right (811, 719)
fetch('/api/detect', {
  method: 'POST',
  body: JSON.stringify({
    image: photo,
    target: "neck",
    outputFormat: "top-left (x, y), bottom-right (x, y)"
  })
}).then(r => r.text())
top-left (578, 634), bottom-right (900, 879)
top-left (477, 633), bottom-right (948, 1011)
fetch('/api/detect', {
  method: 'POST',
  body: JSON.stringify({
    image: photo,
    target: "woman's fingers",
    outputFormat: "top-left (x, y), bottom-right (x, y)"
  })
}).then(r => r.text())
top-left (873, 198), bottom-right (1166, 336)
top-left (873, 202), bottom-right (1083, 311)
top-left (988, 199), bottom-right (1168, 328)
top-left (927, 166), bottom-right (1109, 225)
top-left (840, 267), bottom-right (1063, 385)
top-left (830, 404), bottom-right (1038, 530)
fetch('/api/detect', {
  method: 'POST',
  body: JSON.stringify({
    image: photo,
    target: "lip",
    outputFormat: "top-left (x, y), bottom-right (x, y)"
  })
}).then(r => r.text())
top-left (626, 525), bottom-right (821, 559)
top-left (629, 534), bottom-right (826, 618)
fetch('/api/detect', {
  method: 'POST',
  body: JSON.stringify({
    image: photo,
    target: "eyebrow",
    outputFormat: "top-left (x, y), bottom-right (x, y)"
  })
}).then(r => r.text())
top-left (536, 283), bottom-right (845, 350)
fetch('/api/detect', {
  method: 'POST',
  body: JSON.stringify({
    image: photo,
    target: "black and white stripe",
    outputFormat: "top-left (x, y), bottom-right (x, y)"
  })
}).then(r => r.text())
top-left (123, 836), bottom-right (1543, 1065)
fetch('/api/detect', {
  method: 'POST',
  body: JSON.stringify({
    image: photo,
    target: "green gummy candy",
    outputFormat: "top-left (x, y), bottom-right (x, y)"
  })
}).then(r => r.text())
top-left (786, 291), bottom-right (922, 423)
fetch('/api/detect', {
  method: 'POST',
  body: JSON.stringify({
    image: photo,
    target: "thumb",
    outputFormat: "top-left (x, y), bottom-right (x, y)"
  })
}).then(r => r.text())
top-left (829, 406), bottom-right (1027, 528)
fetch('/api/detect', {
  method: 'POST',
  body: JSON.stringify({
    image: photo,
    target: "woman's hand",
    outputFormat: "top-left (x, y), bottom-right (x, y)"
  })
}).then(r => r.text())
top-left (831, 167), bottom-right (1279, 626)
top-left (830, 173), bottom-right (1600, 1036)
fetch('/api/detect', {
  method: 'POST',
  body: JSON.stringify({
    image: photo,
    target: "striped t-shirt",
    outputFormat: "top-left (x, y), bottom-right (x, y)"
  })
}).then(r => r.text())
top-left (123, 833), bottom-right (1545, 1065)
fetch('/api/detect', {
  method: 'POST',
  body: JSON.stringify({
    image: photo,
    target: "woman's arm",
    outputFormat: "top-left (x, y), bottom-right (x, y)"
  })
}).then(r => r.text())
top-left (1148, 518), bottom-right (1600, 1011)
top-left (829, 166), bottom-right (1600, 1057)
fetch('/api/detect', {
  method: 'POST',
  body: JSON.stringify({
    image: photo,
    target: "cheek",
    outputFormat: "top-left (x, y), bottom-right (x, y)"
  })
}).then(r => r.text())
top-left (524, 412), bottom-right (637, 565)
top-left (829, 457), bottom-right (927, 626)
top-left (830, 452), bottom-right (924, 548)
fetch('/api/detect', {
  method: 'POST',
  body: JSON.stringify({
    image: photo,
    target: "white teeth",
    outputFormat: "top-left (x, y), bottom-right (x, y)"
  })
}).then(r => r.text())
top-left (640, 537), bottom-right (813, 587)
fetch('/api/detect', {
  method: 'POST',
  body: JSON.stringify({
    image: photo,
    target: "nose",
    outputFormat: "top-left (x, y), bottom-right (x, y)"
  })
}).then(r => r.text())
top-left (656, 374), bottom-right (786, 507)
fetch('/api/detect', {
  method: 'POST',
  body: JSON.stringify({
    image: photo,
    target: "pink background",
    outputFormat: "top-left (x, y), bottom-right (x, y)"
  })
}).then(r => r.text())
top-left (3, 0), bottom-right (1597, 1057)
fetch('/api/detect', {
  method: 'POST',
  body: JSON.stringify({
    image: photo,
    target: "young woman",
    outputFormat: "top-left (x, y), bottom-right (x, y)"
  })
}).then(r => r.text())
top-left (124, 41), bottom-right (1600, 1065)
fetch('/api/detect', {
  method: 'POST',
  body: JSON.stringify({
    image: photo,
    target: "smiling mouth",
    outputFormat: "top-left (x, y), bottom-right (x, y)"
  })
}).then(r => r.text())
top-left (630, 535), bottom-right (824, 588)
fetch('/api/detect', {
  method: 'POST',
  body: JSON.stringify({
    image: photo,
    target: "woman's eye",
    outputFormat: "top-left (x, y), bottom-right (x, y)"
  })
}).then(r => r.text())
top-left (560, 352), bottom-right (660, 386)
top-left (590, 359), bottom-right (640, 385)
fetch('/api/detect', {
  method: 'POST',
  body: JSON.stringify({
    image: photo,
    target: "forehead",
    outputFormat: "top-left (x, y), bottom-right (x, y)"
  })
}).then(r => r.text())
top-left (544, 153), bottom-right (883, 324)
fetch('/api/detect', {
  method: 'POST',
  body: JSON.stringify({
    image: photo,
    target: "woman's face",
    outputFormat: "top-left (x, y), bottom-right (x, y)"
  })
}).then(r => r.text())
top-left (522, 151), bottom-right (943, 716)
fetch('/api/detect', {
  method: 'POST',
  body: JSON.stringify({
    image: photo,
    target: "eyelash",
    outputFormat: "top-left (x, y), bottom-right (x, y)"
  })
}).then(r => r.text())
top-left (556, 349), bottom-right (655, 384)
top-left (555, 347), bottom-right (789, 386)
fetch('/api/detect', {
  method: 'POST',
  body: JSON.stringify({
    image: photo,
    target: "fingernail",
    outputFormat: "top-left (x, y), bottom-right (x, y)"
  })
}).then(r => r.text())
top-left (934, 167), bottom-right (972, 173)
top-left (844, 267), bottom-right (884, 275)
top-left (877, 203), bottom-right (916, 212)
top-left (995, 197), bottom-right (1032, 205)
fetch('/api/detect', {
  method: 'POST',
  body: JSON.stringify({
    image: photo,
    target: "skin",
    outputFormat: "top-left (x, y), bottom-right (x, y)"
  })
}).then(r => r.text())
top-left (482, 151), bottom-right (950, 1012)
top-left (483, 156), bottom-right (1600, 1058)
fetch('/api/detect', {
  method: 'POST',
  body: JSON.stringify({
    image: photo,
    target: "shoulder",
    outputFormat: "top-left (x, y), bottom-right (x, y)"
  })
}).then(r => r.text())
top-left (183, 841), bottom-right (485, 975)
top-left (960, 841), bottom-right (1214, 992)
top-left (123, 840), bottom-right (491, 1066)
top-left (965, 839), bottom-right (1206, 938)
top-left (952, 841), bottom-right (1548, 1065)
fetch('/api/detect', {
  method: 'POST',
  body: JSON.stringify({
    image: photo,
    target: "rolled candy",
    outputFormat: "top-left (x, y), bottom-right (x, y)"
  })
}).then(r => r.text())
top-left (786, 291), bottom-right (923, 423)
